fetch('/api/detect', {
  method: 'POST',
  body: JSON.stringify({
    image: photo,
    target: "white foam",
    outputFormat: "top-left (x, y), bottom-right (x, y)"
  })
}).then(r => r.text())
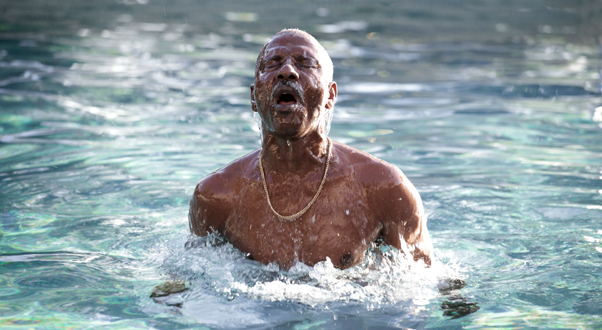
top-left (146, 234), bottom-right (465, 309)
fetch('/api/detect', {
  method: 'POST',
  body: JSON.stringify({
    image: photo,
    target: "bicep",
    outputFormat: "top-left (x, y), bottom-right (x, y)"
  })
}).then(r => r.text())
top-left (379, 172), bottom-right (432, 264)
top-left (188, 182), bottom-right (227, 236)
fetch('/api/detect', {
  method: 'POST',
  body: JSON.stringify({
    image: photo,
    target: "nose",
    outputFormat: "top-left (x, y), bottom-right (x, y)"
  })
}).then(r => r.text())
top-left (278, 60), bottom-right (299, 81)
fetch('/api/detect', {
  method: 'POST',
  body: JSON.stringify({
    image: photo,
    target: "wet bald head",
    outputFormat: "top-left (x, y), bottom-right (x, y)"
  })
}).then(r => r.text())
top-left (254, 28), bottom-right (334, 83)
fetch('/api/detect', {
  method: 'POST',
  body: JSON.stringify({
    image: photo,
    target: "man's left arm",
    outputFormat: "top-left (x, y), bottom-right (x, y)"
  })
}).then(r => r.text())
top-left (376, 165), bottom-right (433, 265)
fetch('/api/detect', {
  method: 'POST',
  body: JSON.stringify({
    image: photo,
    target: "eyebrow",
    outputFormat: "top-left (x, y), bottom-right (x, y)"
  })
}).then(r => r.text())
top-left (295, 55), bottom-right (318, 62)
top-left (264, 55), bottom-right (282, 62)
top-left (262, 53), bottom-right (320, 68)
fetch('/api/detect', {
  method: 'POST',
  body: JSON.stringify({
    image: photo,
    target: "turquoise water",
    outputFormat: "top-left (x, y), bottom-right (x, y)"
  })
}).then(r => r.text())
top-left (1, 1), bottom-right (602, 328)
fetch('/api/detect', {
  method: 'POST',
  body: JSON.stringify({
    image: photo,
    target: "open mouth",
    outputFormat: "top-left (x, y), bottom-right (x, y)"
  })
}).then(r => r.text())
top-left (272, 83), bottom-right (302, 109)
top-left (277, 93), bottom-right (297, 105)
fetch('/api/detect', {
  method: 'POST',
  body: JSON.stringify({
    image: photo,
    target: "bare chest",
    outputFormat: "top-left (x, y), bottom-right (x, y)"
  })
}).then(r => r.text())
top-left (223, 181), bottom-right (382, 269)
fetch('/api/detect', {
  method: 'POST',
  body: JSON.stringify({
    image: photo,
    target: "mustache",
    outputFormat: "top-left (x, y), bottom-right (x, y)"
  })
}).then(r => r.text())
top-left (270, 81), bottom-right (305, 104)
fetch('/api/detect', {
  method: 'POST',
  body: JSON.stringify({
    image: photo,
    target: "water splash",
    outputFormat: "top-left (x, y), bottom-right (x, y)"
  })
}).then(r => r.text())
top-left (324, 108), bottom-right (334, 136)
top-left (253, 111), bottom-right (263, 143)
top-left (146, 234), bottom-right (464, 309)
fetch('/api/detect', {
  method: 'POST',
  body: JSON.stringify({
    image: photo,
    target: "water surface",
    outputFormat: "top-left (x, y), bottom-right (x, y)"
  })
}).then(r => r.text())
top-left (1, 1), bottom-right (601, 328)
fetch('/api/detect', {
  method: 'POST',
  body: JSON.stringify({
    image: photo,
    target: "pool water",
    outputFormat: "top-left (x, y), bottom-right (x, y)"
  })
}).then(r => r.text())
top-left (1, 0), bottom-right (601, 328)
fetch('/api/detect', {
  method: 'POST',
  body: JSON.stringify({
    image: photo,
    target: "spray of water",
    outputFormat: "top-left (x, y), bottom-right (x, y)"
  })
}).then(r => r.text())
top-left (252, 111), bottom-right (263, 144)
top-left (323, 108), bottom-right (334, 136)
top-left (146, 233), bottom-right (464, 308)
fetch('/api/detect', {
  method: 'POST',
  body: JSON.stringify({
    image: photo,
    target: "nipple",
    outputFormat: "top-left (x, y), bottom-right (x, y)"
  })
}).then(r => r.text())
top-left (340, 253), bottom-right (354, 268)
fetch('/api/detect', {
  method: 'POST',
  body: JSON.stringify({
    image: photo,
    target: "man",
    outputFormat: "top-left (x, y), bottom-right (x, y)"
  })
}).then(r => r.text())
top-left (189, 29), bottom-right (432, 270)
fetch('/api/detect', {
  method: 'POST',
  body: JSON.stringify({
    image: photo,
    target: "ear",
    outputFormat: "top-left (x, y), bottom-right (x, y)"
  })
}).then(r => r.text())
top-left (325, 81), bottom-right (337, 110)
top-left (250, 84), bottom-right (257, 112)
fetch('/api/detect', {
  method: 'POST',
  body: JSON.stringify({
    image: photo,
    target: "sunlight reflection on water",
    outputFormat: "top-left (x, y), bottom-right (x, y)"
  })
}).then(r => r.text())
top-left (1, 0), bottom-right (602, 328)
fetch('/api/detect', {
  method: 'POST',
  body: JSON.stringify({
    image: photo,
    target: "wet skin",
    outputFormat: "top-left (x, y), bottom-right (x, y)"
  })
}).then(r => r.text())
top-left (189, 33), bottom-right (432, 270)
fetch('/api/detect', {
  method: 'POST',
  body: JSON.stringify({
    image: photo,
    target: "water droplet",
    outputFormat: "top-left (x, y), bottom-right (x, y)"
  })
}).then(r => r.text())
top-left (345, 209), bottom-right (349, 215)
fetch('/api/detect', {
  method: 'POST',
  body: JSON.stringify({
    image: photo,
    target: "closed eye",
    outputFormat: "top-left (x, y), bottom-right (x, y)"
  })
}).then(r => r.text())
top-left (295, 56), bottom-right (319, 69)
top-left (297, 62), bottom-right (318, 69)
top-left (264, 61), bottom-right (280, 70)
top-left (263, 56), bottom-right (282, 70)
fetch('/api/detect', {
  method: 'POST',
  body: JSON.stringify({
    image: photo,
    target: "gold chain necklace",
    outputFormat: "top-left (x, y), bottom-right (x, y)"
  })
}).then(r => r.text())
top-left (258, 138), bottom-right (331, 221)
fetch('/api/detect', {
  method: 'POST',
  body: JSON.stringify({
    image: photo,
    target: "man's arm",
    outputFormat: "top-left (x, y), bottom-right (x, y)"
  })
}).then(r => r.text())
top-left (188, 174), bottom-right (230, 236)
top-left (376, 165), bottom-right (433, 265)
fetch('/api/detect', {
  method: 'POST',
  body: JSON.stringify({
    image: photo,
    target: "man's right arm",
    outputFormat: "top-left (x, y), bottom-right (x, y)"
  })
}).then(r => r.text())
top-left (188, 175), bottom-right (230, 236)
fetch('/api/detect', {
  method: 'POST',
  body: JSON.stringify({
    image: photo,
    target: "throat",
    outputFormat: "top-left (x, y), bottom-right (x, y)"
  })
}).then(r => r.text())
top-left (258, 138), bottom-right (332, 221)
top-left (264, 137), bottom-right (330, 174)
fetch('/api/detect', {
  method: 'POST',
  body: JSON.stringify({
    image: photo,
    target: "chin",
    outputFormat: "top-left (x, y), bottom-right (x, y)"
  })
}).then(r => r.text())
top-left (273, 126), bottom-right (302, 138)
top-left (270, 116), bottom-right (303, 134)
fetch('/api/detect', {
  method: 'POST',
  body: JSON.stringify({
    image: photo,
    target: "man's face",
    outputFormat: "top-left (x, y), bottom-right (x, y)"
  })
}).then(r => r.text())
top-left (251, 34), bottom-right (336, 139)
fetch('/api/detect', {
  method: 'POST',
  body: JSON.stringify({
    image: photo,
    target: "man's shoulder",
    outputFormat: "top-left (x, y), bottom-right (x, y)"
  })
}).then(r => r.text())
top-left (194, 149), bottom-right (260, 198)
top-left (333, 141), bottom-right (405, 185)
top-left (190, 150), bottom-right (260, 235)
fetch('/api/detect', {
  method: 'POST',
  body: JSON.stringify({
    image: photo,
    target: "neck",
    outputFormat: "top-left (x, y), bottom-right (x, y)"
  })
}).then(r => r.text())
top-left (260, 131), bottom-right (329, 174)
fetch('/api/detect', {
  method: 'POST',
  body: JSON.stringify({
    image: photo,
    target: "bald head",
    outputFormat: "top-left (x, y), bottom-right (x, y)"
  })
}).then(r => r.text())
top-left (254, 29), bottom-right (334, 83)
